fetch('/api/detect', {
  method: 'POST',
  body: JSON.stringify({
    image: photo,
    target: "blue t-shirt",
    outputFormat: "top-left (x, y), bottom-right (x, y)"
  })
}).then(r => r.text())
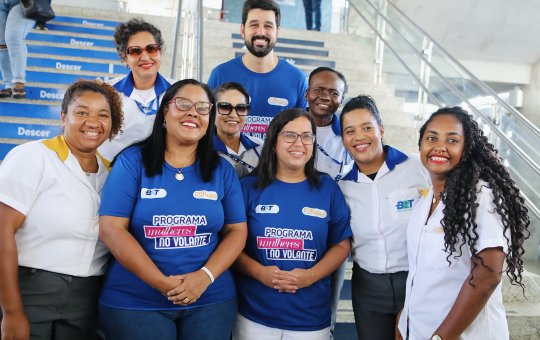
top-left (208, 56), bottom-right (308, 139)
top-left (99, 146), bottom-right (246, 310)
top-left (237, 175), bottom-right (352, 331)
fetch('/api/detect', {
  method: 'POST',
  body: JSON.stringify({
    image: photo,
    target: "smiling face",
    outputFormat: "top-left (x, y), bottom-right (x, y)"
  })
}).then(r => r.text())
top-left (240, 9), bottom-right (278, 58)
top-left (275, 116), bottom-right (314, 176)
top-left (62, 91), bottom-right (112, 155)
top-left (215, 89), bottom-right (248, 139)
top-left (306, 71), bottom-right (345, 125)
top-left (164, 84), bottom-right (211, 147)
top-left (419, 114), bottom-right (465, 182)
top-left (342, 108), bottom-right (385, 175)
top-left (123, 31), bottom-right (162, 86)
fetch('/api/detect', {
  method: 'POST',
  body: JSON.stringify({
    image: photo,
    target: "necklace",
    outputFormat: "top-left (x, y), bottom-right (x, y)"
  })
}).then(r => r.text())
top-left (170, 155), bottom-right (195, 181)
top-left (432, 192), bottom-right (442, 206)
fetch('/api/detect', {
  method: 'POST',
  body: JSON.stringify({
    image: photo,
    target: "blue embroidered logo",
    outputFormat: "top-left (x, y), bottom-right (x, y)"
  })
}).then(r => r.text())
top-left (395, 199), bottom-right (414, 211)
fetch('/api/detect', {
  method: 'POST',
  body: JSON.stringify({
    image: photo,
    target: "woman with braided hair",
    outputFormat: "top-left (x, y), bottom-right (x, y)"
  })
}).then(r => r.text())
top-left (397, 106), bottom-right (530, 340)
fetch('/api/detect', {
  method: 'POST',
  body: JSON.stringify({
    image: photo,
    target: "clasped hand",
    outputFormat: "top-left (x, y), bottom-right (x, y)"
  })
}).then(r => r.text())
top-left (257, 266), bottom-right (314, 293)
top-left (158, 270), bottom-right (212, 305)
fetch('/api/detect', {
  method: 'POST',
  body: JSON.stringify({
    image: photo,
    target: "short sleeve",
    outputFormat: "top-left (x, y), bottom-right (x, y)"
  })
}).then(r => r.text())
top-left (327, 178), bottom-right (352, 245)
top-left (220, 159), bottom-right (247, 225)
top-left (99, 147), bottom-right (142, 218)
top-left (207, 69), bottom-right (218, 89)
top-left (0, 143), bottom-right (44, 215)
top-left (474, 184), bottom-right (508, 254)
top-left (297, 76), bottom-right (309, 109)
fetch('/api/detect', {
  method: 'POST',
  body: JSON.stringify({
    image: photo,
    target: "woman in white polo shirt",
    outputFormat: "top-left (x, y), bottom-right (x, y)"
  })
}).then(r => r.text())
top-left (397, 107), bottom-right (530, 339)
top-left (0, 80), bottom-right (123, 339)
top-left (338, 95), bottom-right (430, 340)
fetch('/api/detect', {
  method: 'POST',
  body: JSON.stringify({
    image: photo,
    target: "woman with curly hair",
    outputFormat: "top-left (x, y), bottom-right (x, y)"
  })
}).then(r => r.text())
top-left (0, 80), bottom-right (123, 339)
top-left (98, 18), bottom-right (172, 161)
top-left (397, 107), bottom-right (530, 340)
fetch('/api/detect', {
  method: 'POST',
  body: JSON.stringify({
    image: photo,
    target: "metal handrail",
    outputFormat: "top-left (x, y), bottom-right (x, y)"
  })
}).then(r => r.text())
top-left (351, 0), bottom-right (540, 176)
top-left (347, 0), bottom-right (540, 221)
top-left (381, 0), bottom-right (540, 140)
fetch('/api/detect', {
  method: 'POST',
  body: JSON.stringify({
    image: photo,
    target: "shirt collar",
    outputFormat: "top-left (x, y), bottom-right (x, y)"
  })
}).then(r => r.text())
top-left (341, 145), bottom-right (408, 181)
top-left (42, 135), bottom-right (111, 171)
top-left (112, 72), bottom-right (171, 98)
top-left (213, 132), bottom-right (261, 153)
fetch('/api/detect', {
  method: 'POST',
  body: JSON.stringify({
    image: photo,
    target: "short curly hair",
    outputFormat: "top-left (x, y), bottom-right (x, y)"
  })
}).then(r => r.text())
top-left (113, 18), bottom-right (164, 61)
top-left (61, 79), bottom-right (124, 139)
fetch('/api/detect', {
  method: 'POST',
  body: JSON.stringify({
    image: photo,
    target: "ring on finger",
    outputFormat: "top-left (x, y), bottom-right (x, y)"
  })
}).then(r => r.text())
top-left (183, 297), bottom-right (190, 303)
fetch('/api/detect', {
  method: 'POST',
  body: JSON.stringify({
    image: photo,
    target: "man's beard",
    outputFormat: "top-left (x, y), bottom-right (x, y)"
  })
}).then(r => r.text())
top-left (244, 35), bottom-right (275, 58)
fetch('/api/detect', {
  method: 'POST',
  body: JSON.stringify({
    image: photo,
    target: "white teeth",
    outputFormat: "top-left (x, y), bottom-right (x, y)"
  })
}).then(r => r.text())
top-left (290, 151), bottom-right (304, 156)
top-left (430, 156), bottom-right (448, 161)
top-left (355, 144), bottom-right (369, 149)
top-left (182, 122), bottom-right (197, 128)
top-left (84, 131), bottom-right (98, 137)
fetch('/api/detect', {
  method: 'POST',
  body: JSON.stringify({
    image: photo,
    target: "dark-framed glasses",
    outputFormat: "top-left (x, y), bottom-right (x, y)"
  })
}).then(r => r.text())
top-left (217, 102), bottom-right (250, 116)
top-left (279, 131), bottom-right (315, 145)
top-left (126, 44), bottom-right (162, 57)
top-left (168, 96), bottom-right (213, 115)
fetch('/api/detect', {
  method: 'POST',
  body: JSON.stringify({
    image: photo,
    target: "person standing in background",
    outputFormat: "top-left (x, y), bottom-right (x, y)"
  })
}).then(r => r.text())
top-left (208, 0), bottom-right (307, 140)
top-left (214, 82), bottom-right (262, 177)
top-left (99, 18), bottom-right (172, 161)
top-left (302, 0), bottom-right (321, 31)
top-left (0, 0), bottom-right (35, 99)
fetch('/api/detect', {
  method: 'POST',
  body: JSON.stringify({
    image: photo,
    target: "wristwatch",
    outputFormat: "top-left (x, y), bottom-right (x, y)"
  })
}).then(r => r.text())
top-left (431, 335), bottom-right (442, 340)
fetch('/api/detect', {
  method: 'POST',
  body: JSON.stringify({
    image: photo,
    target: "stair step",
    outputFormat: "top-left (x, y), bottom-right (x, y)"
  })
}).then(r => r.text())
top-left (0, 102), bottom-right (60, 120)
top-left (27, 32), bottom-right (115, 49)
top-left (45, 22), bottom-right (113, 36)
top-left (27, 57), bottom-right (126, 75)
top-left (28, 45), bottom-right (118, 61)
top-left (0, 143), bottom-right (17, 159)
top-left (51, 15), bottom-right (119, 28)
top-left (0, 122), bottom-right (61, 141)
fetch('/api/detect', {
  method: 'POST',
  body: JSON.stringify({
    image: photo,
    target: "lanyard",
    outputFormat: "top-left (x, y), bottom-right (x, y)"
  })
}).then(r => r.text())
top-left (224, 147), bottom-right (260, 171)
top-left (134, 96), bottom-right (158, 116)
top-left (316, 143), bottom-right (346, 182)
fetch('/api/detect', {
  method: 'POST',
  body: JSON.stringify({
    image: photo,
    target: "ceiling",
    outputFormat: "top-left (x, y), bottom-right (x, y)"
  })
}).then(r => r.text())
top-left (393, 0), bottom-right (540, 65)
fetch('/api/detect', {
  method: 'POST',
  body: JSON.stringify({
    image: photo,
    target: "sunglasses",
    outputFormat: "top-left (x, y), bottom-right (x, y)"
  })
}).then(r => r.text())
top-left (217, 102), bottom-right (250, 116)
top-left (168, 96), bottom-right (213, 115)
top-left (126, 44), bottom-right (162, 57)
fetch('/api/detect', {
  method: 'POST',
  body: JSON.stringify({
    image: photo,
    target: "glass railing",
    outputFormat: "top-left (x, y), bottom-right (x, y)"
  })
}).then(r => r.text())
top-left (346, 0), bottom-right (540, 264)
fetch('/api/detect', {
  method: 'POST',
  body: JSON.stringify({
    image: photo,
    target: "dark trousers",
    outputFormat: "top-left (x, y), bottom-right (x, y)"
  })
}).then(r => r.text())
top-left (302, 0), bottom-right (322, 30)
top-left (0, 267), bottom-right (103, 340)
top-left (351, 263), bottom-right (407, 340)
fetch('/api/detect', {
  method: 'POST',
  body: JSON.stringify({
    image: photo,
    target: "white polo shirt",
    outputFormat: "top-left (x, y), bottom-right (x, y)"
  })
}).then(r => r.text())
top-left (315, 114), bottom-right (353, 180)
top-left (398, 182), bottom-right (509, 339)
top-left (213, 133), bottom-right (262, 176)
top-left (338, 146), bottom-right (430, 274)
top-left (0, 136), bottom-right (110, 277)
top-left (98, 72), bottom-right (172, 161)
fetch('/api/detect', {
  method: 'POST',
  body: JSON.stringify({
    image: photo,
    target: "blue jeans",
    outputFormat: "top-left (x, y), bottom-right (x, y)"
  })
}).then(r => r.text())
top-left (99, 299), bottom-right (237, 340)
top-left (302, 0), bottom-right (321, 30)
top-left (0, 0), bottom-right (35, 88)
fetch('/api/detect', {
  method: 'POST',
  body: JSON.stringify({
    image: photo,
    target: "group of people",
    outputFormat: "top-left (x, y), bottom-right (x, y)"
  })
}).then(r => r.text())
top-left (0, 1), bottom-right (531, 340)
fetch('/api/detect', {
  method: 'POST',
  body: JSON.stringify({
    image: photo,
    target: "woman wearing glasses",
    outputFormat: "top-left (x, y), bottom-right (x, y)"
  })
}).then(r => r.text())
top-left (98, 79), bottom-right (247, 339)
top-left (99, 18), bottom-right (172, 162)
top-left (233, 109), bottom-right (352, 339)
top-left (214, 82), bottom-right (262, 177)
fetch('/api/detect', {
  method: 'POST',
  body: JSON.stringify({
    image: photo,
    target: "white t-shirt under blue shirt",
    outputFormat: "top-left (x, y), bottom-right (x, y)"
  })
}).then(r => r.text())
top-left (99, 146), bottom-right (246, 310)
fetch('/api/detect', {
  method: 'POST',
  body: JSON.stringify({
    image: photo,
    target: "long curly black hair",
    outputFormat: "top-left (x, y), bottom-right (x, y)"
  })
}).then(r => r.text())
top-left (419, 107), bottom-right (530, 287)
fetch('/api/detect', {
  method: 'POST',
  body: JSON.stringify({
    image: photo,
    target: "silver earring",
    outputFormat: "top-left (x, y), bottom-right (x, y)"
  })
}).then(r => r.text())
top-left (163, 120), bottom-right (167, 128)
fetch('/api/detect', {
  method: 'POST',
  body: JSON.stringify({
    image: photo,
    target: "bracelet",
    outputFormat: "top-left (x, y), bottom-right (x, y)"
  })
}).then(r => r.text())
top-left (201, 266), bottom-right (215, 283)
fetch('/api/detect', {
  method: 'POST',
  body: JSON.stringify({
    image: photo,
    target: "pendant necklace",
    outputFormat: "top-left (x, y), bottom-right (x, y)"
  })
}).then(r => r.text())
top-left (172, 156), bottom-right (194, 181)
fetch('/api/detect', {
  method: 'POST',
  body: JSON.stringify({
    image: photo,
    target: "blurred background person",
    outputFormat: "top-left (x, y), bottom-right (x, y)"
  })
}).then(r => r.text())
top-left (338, 95), bottom-right (429, 340)
top-left (0, 80), bottom-right (123, 339)
top-left (98, 79), bottom-right (247, 340)
top-left (398, 107), bottom-right (530, 340)
top-left (302, 0), bottom-right (321, 30)
top-left (0, 0), bottom-right (35, 99)
top-left (234, 108), bottom-right (351, 340)
top-left (99, 18), bottom-right (172, 161)
top-left (214, 82), bottom-right (262, 177)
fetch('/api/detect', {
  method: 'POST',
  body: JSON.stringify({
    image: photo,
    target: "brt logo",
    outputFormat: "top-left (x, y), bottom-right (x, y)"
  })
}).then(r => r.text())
top-left (396, 199), bottom-right (414, 211)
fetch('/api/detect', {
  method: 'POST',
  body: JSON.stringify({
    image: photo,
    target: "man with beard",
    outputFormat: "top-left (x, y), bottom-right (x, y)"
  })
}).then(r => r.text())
top-left (208, 0), bottom-right (308, 139)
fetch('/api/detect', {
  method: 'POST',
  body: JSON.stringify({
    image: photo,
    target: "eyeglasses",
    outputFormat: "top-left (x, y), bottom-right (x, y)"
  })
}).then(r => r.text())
top-left (168, 96), bottom-right (213, 115)
top-left (279, 131), bottom-right (315, 145)
top-left (217, 102), bottom-right (250, 116)
top-left (126, 44), bottom-right (162, 57)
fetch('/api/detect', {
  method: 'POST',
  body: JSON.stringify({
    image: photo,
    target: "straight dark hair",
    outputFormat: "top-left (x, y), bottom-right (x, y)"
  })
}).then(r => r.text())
top-left (242, 0), bottom-right (281, 27)
top-left (140, 79), bottom-right (219, 182)
top-left (340, 95), bottom-right (382, 129)
top-left (253, 108), bottom-right (319, 189)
